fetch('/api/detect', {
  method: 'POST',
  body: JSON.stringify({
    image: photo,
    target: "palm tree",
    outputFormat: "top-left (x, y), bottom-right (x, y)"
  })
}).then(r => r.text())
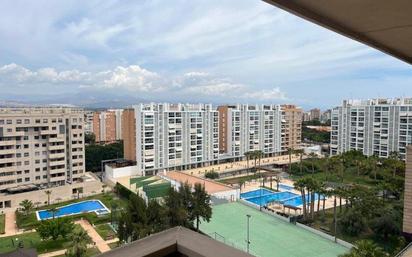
top-left (65, 228), bottom-right (92, 257)
top-left (308, 152), bottom-right (317, 174)
top-left (287, 148), bottom-right (294, 173)
top-left (294, 178), bottom-right (307, 220)
top-left (19, 199), bottom-right (34, 216)
top-left (245, 151), bottom-right (251, 174)
top-left (274, 175), bottom-right (281, 191)
top-left (295, 149), bottom-right (305, 174)
top-left (49, 207), bottom-right (58, 219)
top-left (44, 190), bottom-right (52, 206)
top-left (192, 183), bottom-right (212, 231)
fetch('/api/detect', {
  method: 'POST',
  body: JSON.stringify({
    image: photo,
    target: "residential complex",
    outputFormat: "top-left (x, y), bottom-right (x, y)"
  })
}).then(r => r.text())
top-left (282, 105), bottom-right (303, 150)
top-left (121, 103), bottom-right (303, 176)
top-left (0, 107), bottom-right (85, 192)
top-left (133, 103), bottom-right (219, 175)
top-left (218, 104), bottom-right (284, 158)
top-left (92, 109), bottom-right (123, 143)
top-left (310, 108), bottom-right (321, 120)
top-left (84, 111), bottom-right (94, 134)
top-left (330, 98), bottom-right (412, 159)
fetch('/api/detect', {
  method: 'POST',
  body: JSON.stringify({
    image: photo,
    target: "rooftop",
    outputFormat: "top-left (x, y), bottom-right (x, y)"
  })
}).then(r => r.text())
top-left (97, 226), bottom-right (253, 257)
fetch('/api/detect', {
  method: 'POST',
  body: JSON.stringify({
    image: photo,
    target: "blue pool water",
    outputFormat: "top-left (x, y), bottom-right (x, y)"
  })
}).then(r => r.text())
top-left (241, 188), bottom-right (325, 208)
top-left (282, 193), bottom-right (324, 207)
top-left (279, 184), bottom-right (294, 191)
top-left (245, 191), bottom-right (299, 206)
top-left (37, 200), bottom-right (109, 220)
top-left (240, 189), bottom-right (275, 199)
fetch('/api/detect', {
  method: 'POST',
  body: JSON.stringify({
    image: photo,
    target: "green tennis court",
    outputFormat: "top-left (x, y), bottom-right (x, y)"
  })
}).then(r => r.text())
top-left (199, 202), bottom-right (349, 257)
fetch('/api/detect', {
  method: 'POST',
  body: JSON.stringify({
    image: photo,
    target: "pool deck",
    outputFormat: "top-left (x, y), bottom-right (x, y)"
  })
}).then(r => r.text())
top-left (200, 202), bottom-right (349, 257)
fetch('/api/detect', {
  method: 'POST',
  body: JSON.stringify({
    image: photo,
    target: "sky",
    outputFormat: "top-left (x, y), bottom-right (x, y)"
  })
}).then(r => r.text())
top-left (0, 0), bottom-right (411, 110)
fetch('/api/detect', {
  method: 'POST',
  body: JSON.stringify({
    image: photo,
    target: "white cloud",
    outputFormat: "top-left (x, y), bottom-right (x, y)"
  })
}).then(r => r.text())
top-left (0, 63), bottom-right (287, 102)
top-left (242, 88), bottom-right (287, 100)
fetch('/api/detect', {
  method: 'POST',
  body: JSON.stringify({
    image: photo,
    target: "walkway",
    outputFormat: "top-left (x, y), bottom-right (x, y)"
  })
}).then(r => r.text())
top-left (0, 212), bottom-right (18, 237)
top-left (75, 220), bottom-right (111, 253)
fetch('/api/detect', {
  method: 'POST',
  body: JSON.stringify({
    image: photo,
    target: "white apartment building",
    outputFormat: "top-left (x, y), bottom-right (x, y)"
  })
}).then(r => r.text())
top-left (218, 104), bottom-right (283, 159)
top-left (84, 111), bottom-right (94, 134)
top-left (331, 98), bottom-right (412, 159)
top-left (134, 103), bottom-right (219, 175)
top-left (0, 107), bottom-right (85, 191)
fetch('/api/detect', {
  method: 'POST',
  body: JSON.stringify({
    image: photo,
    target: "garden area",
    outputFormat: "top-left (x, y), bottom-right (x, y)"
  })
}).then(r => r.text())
top-left (0, 191), bottom-right (127, 256)
top-left (287, 150), bottom-right (406, 256)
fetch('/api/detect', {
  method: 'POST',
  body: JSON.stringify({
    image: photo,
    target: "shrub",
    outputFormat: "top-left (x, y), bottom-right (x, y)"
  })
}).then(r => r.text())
top-left (205, 171), bottom-right (219, 179)
top-left (338, 209), bottom-right (367, 236)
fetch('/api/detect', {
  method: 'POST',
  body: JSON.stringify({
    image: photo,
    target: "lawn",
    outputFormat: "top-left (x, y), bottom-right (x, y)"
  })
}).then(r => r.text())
top-left (199, 202), bottom-right (350, 257)
top-left (95, 223), bottom-right (117, 240)
top-left (0, 214), bottom-right (4, 234)
top-left (0, 225), bottom-right (85, 254)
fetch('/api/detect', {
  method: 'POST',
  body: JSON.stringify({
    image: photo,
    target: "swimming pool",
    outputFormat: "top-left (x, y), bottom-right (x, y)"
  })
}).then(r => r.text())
top-left (241, 188), bottom-right (325, 208)
top-left (240, 188), bottom-right (275, 199)
top-left (279, 184), bottom-right (294, 191)
top-left (36, 200), bottom-right (110, 220)
top-left (245, 191), bottom-right (299, 206)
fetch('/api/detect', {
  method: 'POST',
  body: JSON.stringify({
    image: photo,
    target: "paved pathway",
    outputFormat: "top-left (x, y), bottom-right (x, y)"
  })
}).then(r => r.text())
top-left (0, 212), bottom-right (18, 237)
top-left (38, 249), bottom-right (66, 257)
top-left (75, 220), bottom-right (111, 253)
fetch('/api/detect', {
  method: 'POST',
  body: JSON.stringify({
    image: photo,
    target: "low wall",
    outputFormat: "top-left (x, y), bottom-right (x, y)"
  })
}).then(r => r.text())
top-left (105, 164), bottom-right (140, 180)
top-left (296, 222), bottom-right (353, 249)
top-left (239, 199), bottom-right (290, 223)
top-left (0, 179), bottom-right (104, 213)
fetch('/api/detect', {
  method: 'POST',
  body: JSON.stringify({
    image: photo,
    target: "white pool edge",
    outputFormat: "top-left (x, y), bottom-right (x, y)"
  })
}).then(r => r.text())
top-left (36, 199), bottom-right (111, 221)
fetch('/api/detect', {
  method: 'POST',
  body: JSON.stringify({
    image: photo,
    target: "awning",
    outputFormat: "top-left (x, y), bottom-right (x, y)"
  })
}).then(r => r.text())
top-left (264, 0), bottom-right (412, 65)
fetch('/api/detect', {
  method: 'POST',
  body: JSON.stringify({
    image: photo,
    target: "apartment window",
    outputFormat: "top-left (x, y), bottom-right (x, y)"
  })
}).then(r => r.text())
top-left (6, 120), bottom-right (12, 124)
top-left (24, 119), bottom-right (30, 124)
top-left (24, 161), bottom-right (29, 165)
top-left (17, 119), bottom-right (22, 124)
top-left (0, 120), bottom-right (3, 125)
top-left (24, 170), bottom-right (29, 174)
top-left (43, 119), bottom-right (48, 123)
top-left (36, 176), bottom-right (40, 180)
top-left (35, 119), bottom-right (40, 124)
top-left (24, 153), bottom-right (29, 157)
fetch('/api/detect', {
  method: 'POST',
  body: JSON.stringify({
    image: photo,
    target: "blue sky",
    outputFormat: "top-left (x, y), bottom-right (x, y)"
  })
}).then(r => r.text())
top-left (0, 0), bottom-right (411, 109)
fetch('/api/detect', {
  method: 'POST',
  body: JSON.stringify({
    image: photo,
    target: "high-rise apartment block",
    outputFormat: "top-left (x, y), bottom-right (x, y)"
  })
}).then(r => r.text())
top-left (282, 105), bottom-right (303, 150)
top-left (122, 109), bottom-right (136, 162)
top-left (121, 103), bottom-right (303, 175)
top-left (320, 109), bottom-right (331, 123)
top-left (331, 98), bottom-right (412, 159)
top-left (310, 108), bottom-right (321, 120)
top-left (92, 110), bottom-right (123, 143)
top-left (84, 111), bottom-right (94, 134)
top-left (218, 104), bottom-right (284, 158)
top-left (0, 108), bottom-right (85, 191)
top-left (134, 103), bottom-right (219, 174)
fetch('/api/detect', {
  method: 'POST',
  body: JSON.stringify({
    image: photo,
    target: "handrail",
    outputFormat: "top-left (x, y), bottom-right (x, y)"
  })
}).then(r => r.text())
top-left (395, 241), bottom-right (412, 257)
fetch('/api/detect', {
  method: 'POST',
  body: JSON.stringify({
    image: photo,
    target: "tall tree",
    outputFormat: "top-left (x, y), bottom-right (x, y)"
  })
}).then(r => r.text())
top-left (19, 199), bottom-right (34, 216)
top-left (339, 240), bottom-right (386, 257)
top-left (65, 228), bottom-right (92, 257)
top-left (192, 183), bottom-right (212, 231)
top-left (164, 187), bottom-right (189, 227)
top-left (44, 190), bottom-right (52, 206)
top-left (294, 178), bottom-right (308, 220)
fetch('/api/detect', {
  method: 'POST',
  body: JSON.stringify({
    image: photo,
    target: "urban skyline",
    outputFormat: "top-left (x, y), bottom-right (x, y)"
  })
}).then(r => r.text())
top-left (0, 0), bottom-right (411, 109)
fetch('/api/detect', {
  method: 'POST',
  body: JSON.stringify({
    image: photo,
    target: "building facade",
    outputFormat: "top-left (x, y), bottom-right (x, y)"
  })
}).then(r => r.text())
top-left (217, 104), bottom-right (283, 158)
top-left (92, 110), bottom-right (123, 143)
top-left (122, 109), bottom-right (136, 162)
top-left (282, 105), bottom-right (303, 150)
top-left (134, 103), bottom-right (219, 175)
top-left (84, 111), bottom-right (94, 134)
top-left (0, 107), bottom-right (85, 191)
top-left (310, 108), bottom-right (321, 121)
top-left (331, 98), bottom-right (412, 159)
